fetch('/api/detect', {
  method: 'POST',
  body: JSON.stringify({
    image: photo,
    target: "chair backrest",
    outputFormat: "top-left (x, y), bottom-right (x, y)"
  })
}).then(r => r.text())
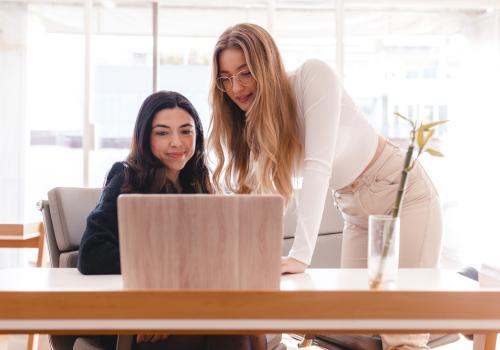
top-left (284, 189), bottom-right (343, 238)
top-left (39, 187), bottom-right (132, 350)
top-left (39, 187), bottom-right (101, 268)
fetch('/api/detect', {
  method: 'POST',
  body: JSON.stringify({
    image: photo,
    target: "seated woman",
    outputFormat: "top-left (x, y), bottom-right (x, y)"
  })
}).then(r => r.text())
top-left (78, 91), bottom-right (265, 350)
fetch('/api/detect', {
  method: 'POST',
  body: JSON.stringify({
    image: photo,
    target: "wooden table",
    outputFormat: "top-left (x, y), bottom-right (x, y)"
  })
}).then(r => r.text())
top-left (0, 223), bottom-right (45, 268)
top-left (0, 268), bottom-right (499, 349)
top-left (0, 223), bottom-right (45, 350)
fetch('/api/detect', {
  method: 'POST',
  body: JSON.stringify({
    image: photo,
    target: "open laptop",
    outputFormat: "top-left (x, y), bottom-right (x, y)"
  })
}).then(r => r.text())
top-left (117, 194), bottom-right (283, 290)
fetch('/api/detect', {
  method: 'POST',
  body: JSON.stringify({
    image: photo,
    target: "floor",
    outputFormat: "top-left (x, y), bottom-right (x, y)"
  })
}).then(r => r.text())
top-left (2, 334), bottom-right (487, 350)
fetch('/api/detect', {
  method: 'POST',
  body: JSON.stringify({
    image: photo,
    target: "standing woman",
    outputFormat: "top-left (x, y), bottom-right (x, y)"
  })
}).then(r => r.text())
top-left (208, 23), bottom-right (442, 350)
top-left (78, 91), bottom-right (266, 350)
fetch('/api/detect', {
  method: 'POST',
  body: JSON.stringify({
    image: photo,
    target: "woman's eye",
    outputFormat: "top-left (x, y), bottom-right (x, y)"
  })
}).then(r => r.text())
top-left (182, 130), bottom-right (194, 135)
top-left (155, 131), bottom-right (168, 136)
top-left (240, 71), bottom-right (252, 77)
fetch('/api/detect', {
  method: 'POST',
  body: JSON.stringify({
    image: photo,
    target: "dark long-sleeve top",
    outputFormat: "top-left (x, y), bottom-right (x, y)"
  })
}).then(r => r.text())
top-left (76, 162), bottom-right (130, 350)
top-left (77, 162), bottom-right (127, 275)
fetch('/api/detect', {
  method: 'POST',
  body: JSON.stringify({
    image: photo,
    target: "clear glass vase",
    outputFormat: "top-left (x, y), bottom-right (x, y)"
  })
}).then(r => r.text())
top-left (368, 215), bottom-right (400, 289)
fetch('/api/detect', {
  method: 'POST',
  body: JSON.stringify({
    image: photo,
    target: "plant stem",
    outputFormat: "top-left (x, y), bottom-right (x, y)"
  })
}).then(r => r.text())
top-left (391, 144), bottom-right (414, 218)
top-left (369, 143), bottom-right (415, 289)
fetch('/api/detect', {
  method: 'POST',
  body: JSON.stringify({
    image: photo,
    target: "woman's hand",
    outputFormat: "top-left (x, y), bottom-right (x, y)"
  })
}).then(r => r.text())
top-left (280, 256), bottom-right (308, 274)
top-left (136, 334), bottom-right (169, 343)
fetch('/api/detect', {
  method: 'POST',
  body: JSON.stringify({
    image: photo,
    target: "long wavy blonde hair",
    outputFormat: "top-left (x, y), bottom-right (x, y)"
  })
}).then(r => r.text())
top-left (208, 23), bottom-right (303, 204)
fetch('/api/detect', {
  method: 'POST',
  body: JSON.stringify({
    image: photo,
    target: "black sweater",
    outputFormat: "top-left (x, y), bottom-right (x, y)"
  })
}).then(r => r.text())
top-left (76, 162), bottom-right (127, 349)
top-left (77, 162), bottom-right (126, 275)
top-left (77, 161), bottom-right (198, 274)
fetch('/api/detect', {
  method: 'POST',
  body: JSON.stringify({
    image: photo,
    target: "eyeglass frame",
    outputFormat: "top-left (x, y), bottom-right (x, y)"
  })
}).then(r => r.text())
top-left (215, 69), bottom-right (255, 92)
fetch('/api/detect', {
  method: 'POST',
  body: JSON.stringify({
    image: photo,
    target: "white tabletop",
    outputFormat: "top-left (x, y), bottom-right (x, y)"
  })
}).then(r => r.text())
top-left (0, 267), bottom-right (478, 291)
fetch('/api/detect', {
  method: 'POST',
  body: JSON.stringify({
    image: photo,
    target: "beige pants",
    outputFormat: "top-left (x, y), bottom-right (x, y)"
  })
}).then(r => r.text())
top-left (334, 142), bottom-right (443, 350)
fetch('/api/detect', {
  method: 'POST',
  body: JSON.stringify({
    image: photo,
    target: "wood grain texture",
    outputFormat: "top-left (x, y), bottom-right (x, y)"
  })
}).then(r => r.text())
top-left (117, 195), bottom-right (283, 290)
top-left (2, 290), bottom-right (500, 321)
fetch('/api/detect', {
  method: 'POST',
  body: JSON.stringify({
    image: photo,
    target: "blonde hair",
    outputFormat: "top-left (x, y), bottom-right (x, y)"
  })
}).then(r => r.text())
top-left (208, 23), bottom-right (303, 204)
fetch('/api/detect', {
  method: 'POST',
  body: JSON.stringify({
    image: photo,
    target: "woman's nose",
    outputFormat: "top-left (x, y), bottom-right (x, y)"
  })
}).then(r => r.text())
top-left (232, 78), bottom-right (244, 94)
top-left (169, 133), bottom-right (182, 146)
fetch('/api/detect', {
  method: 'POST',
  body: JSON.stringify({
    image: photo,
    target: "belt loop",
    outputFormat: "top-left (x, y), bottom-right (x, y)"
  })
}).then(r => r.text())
top-left (332, 189), bottom-right (341, 209)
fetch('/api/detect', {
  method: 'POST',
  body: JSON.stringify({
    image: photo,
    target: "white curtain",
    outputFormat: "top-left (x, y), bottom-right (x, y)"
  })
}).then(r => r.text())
top-left (0, 2), bottom-right (28, 267)
top-left (440, 10), bottom-right (500, 268)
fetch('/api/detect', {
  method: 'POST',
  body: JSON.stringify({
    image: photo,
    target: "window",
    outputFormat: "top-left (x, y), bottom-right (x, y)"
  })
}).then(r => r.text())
top-left (89, 3), bottom-right (153, 186)
top-left (1, 0), bottom-right (499, 268)
top-left (344, 8), bottom-right (500, 267)
top-left (25, 3), bottom-right (85, 220)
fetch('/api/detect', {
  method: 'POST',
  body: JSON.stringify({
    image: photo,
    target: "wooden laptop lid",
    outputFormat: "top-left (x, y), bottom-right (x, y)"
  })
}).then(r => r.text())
top-left (117, 194), bottom-right (283, 290)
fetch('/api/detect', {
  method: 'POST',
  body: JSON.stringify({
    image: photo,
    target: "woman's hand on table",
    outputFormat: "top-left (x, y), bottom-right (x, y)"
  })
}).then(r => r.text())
top-left (136, 334), bottom-right (169, 343)
top-left (281, 256), bottom-right (308, 274)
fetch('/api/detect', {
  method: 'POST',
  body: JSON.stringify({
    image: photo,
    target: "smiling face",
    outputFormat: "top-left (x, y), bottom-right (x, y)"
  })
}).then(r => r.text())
top-left (218, 48), bottom-right (257, 112)
top-left (150, 107), bottom-right (196, 185)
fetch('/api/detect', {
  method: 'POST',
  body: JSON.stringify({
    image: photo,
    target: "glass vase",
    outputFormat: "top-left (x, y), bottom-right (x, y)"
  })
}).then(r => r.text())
top-left (368, 215), bottom-right (400, 289)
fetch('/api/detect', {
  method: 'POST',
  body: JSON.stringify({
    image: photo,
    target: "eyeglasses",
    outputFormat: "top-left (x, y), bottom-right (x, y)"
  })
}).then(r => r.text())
top-left (216, 70), bottom-right (254, 92)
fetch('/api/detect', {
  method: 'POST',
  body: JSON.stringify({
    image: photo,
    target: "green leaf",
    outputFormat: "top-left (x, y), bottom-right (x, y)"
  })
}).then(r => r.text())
top-left (422, 120), bottom-right (449, 130)
top-left (425, 148), bottom-right (445, 157)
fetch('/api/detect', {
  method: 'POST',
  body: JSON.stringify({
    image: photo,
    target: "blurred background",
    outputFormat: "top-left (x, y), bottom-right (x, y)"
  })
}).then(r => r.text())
top-left (1, 0), bottom-right (499, 269)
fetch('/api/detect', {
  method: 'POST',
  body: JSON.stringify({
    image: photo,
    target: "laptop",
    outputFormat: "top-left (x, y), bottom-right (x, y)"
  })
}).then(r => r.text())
top-left (117, 194), bottom-right (283, 290)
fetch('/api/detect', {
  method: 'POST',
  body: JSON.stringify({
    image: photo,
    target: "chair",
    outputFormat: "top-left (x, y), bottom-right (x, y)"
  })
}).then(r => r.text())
top-left (307, 334), bottom-right (461, 350)
top-left (282, 189), bottom-right (344, 267)
top-left (39, 187), bottom-right (108, 350)
top-left (40, 187), bottom-right (101, 269)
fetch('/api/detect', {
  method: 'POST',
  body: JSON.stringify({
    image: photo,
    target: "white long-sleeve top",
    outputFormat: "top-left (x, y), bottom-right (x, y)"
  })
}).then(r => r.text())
top-left (287, 59), bottom-right (379, 265)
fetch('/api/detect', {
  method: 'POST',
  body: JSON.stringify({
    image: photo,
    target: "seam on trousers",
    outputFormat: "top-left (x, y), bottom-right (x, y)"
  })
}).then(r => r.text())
top-left (365, 143), bottom-right (401, 181)
top-left (417, 196), bottom-right (431, 268)
top-left (419, 195), bottom-right (441, 267)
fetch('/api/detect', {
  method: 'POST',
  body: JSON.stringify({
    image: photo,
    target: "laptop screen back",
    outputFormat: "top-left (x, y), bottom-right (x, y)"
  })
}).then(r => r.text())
top-left (117, 194), bottom-right (283, 290)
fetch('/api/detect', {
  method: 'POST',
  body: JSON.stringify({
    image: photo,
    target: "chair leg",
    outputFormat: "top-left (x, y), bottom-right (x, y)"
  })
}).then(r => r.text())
top-left (29, 223), bottom-right (45, 350)
top-left (473, 333), bottom-right (497, 350)
top-left (36, 222), bottom-right (46, 268)
top-left (297, 334), bottom-right (315, 348)
top-left (116, 335), bottom-right (134, 350)
top-left (27, 334), bottom-right (39, 350)
top-left (484, 333), bottom-right (497, 350)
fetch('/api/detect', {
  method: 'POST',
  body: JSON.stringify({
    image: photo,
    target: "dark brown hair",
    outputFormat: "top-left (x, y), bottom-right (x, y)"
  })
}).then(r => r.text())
top-left (122, 91), bottom-right (212, 194)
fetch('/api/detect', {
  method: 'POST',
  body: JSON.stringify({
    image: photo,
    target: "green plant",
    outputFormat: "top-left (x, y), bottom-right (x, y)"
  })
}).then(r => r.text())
top-left (369, 112), bottom-right (448, 289)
